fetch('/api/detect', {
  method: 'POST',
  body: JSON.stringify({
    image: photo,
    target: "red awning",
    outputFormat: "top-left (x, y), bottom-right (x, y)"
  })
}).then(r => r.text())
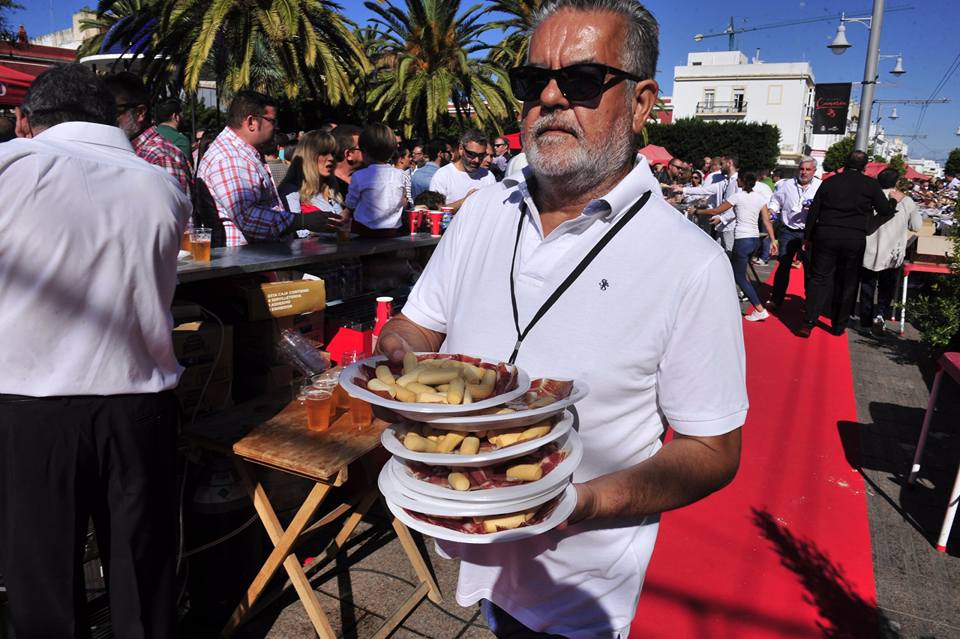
top-left (0, 64), bottom-right (34, 108)
top-left (637, 144), bottom-right (673, 166)
top-left (503, 132), bottom-right (522, 151)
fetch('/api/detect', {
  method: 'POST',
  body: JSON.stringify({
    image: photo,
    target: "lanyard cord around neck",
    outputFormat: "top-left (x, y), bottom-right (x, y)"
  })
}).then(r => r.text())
top-left (507, 190), bottom-right (652, 364)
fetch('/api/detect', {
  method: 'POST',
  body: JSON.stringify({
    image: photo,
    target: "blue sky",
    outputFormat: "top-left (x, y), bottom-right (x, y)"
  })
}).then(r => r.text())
top-left (14, 0), bottom-right (958, 161)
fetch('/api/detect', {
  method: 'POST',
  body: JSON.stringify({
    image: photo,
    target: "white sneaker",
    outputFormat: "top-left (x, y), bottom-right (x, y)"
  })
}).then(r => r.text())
top-left (744, 309), bottom-right (769, 322)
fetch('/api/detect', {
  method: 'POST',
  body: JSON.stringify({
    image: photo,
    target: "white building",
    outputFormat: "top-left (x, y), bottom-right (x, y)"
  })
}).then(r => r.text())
top-left (907, 158), bottom-right (944, 179)
top-left (672, 51), bottom-right (814, 168)
top-left (30, 11), bottom-right (97, 50)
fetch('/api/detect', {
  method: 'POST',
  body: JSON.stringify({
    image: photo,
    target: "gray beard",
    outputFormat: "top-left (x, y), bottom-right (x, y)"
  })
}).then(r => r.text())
top-left (525, 113), bottom-right (636, 196)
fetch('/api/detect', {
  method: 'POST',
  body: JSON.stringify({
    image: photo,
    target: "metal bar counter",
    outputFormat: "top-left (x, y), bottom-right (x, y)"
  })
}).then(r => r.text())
top-left (177, 234), bottom-right (440, 284)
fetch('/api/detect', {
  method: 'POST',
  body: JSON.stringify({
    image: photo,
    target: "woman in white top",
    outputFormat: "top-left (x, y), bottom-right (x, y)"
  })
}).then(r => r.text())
top-left (345, 123), bottom-right (407, 237)
top-left (699, 172), bottom-right (778, 321)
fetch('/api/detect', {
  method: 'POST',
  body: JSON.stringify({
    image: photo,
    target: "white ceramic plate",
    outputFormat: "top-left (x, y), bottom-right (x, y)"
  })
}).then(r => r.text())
top-left (423, 381), bottom-right (589, 431)
top-left (378, 462), bottom-right (568, 516)
top-left (339, 354), bottom-right (530, 421)
top-left (384, 484), bottom-right (577, 544)
top-left (381, 411), bottom-right (574, 466)
top-left (388, 430), bottom-right (581, 502)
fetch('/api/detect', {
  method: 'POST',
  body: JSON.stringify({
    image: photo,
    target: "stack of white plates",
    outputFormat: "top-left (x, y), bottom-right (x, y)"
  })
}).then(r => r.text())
top-left (341, 354), bottom-right (588, 543)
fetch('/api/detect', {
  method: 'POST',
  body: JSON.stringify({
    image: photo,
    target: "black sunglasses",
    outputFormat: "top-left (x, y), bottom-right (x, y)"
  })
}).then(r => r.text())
top-left (461, 148), bottom-right (486, 160)
top-left (115, 102), bottom-right (145, 114)
top-left (509, 63), bottom-right (643, 102)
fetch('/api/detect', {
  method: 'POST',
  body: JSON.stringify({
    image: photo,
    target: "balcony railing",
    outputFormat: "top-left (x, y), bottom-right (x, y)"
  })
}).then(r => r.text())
top-left (696, 101), bottom-right (747, 115)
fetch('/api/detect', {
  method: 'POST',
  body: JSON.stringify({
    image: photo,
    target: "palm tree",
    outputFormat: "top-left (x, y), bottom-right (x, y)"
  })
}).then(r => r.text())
top-left (90, 0), bottom-right (368, 102)
top-left (362, 0), bottom-right (514, 139)
top-left (486, 0), bottom-right (544, 69)
top-left (78, 0), bottom-right (148, 59)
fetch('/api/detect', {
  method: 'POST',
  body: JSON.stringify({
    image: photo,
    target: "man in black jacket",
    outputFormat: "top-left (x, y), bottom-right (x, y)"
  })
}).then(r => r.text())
top-left (800, 150), bottom-right (903, 336)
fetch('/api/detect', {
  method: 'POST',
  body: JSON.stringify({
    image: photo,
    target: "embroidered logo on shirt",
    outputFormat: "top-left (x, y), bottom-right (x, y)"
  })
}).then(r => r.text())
top-left (599, 279), bottom-right (610, 291)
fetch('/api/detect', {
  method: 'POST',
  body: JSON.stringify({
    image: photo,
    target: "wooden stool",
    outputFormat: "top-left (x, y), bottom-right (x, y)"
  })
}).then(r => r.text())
top-left (907, 352), bottom-right (960, 552)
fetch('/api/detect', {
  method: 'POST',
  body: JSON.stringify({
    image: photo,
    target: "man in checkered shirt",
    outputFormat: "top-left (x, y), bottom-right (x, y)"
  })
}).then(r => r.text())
top-left (104, 73), bottom-right (192, 197)
top-left (197, 91), bottom-right (332, 246)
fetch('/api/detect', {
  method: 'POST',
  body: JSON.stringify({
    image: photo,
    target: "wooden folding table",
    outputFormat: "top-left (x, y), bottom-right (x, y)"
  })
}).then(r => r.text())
top-left (186, 393), bottom-right (442, 638)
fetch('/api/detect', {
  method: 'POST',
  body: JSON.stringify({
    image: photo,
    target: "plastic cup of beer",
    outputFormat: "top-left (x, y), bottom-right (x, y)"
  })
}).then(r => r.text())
top-left (314, 370), bottom-right (350, 410)
top-left (304, 388), bottom-right (333, 431)
top-left (190, 227), bottom-right (212, 262)
top-left (181, 226), bottom-right (192, 251)
top-left (349, 396), bottom-right (372, 429)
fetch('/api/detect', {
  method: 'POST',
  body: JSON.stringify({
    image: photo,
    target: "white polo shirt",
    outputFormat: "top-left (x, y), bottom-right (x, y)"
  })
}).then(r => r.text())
top-left (0, 122), bottom-right (190, 396)
top-left (403, 158), bottom-right (748, 638)
top-left (428, 162), bottom-right (495, 203)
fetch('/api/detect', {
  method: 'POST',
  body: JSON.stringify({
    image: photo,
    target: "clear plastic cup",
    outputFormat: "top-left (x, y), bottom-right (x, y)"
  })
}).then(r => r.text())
top-left (190, 226), bottom-right (212, 262)
top-left (304, 388), bottom-right (333, 431)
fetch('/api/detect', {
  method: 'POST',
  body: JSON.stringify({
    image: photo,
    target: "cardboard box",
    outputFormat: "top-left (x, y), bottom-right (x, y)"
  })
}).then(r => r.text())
top-left (233, 364), bottom-right (295, 404)
top-left (243, 280), bottom-right (326, 321)
top-left (173, 322), bottom-right (233, 369)
top-left (915, 236), bottom-right (955, 263)
top-left (173, 322), bottom-right (234, 416)
top-left (918, 219), bottom-right (936, 237)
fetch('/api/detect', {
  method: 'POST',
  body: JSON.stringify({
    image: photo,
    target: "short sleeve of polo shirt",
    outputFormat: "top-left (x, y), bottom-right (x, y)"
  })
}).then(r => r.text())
top-left (656, 251), bottom-right (748, 435)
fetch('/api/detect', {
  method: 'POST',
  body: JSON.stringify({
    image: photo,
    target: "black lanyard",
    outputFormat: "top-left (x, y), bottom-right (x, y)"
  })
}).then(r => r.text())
top-left (507, 190), bottom-right (652, 364)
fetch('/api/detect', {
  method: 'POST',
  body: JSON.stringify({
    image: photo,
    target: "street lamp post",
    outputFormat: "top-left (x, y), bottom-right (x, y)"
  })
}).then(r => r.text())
top-left (827, 0), bottom-right (887, 153)
top-left (856, 0), bottom-right (885, 153)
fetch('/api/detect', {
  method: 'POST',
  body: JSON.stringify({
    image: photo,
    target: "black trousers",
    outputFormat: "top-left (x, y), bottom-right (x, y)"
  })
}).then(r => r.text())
top-left (0, 392), bottom-right (178, 639)
top-left (805, 232), bottom-right (865, 331)
top-left (859, 267), bottom-right (899, 326)
top-left (770, 226), bottom-right (809, 306)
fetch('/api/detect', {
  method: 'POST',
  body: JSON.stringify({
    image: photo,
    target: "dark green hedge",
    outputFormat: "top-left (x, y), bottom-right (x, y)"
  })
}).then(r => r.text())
top-left (646, 118), bottom-right (781, 171)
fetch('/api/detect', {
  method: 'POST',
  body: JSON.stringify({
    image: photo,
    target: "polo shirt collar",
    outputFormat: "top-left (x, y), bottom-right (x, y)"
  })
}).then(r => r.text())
top-left (35, 121), bottom-right (133, 152)
top-left (517, 156), bottom-right (661, 226)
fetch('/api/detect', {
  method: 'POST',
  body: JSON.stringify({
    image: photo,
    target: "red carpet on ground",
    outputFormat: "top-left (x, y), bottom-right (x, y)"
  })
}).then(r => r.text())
top-left (631, 268), bottom-right (877, 638)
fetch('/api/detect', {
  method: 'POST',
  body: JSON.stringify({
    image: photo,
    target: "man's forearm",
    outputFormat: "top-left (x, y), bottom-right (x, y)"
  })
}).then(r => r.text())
top-left (574, 429), bottom-right (741, 523)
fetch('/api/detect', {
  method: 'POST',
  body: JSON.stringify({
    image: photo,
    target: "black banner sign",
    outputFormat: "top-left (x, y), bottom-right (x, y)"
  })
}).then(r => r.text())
top-left (812, 83), bottom-right (852, 135)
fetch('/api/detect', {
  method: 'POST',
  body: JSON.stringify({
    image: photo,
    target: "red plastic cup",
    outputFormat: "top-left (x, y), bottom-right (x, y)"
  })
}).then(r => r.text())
top-left (429, 211), bottom-right (442, 236)
top-left (408, 209), bottom-right (421, 235)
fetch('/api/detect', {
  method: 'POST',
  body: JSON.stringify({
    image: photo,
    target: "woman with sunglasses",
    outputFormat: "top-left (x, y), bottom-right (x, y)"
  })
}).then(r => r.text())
top-left (698, 172), bottom-right (779, 321)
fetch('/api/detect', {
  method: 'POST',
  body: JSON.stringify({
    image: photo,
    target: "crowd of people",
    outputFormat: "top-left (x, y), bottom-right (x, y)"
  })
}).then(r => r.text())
top-left (643, 147), bottom-right (959, 336)
top-left (183, 106), bottom-right (519, 246)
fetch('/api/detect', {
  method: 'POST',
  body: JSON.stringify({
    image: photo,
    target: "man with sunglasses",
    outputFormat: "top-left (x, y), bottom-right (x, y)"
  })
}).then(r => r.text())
top-left (104, 72), bottom-right (192, 196)
top-left (490, 135), bottom-right (512, 180)
top-left (197, 91), bottom-right (289, 246)
top-left (428, 128), bottom-right (496, 213)
top-left (374, 1), bottom-right (746, 637)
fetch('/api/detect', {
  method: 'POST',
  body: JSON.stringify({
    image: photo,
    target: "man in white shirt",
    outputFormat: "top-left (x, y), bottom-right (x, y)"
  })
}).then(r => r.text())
top-left (1, 63), bottom-right (190, 638)
top-left (428, 127), bottom-right (496, 212)
top-left (678, 155), bottom-right (740, 251)
top-left (375, 3), bottom-right (746, 637)
top-left (766, 156), bottom-right (820, 308)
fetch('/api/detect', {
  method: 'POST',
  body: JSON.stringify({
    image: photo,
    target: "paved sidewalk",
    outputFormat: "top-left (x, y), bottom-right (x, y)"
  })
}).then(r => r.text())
top-left (847, 326), bottom-right (960, 638)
